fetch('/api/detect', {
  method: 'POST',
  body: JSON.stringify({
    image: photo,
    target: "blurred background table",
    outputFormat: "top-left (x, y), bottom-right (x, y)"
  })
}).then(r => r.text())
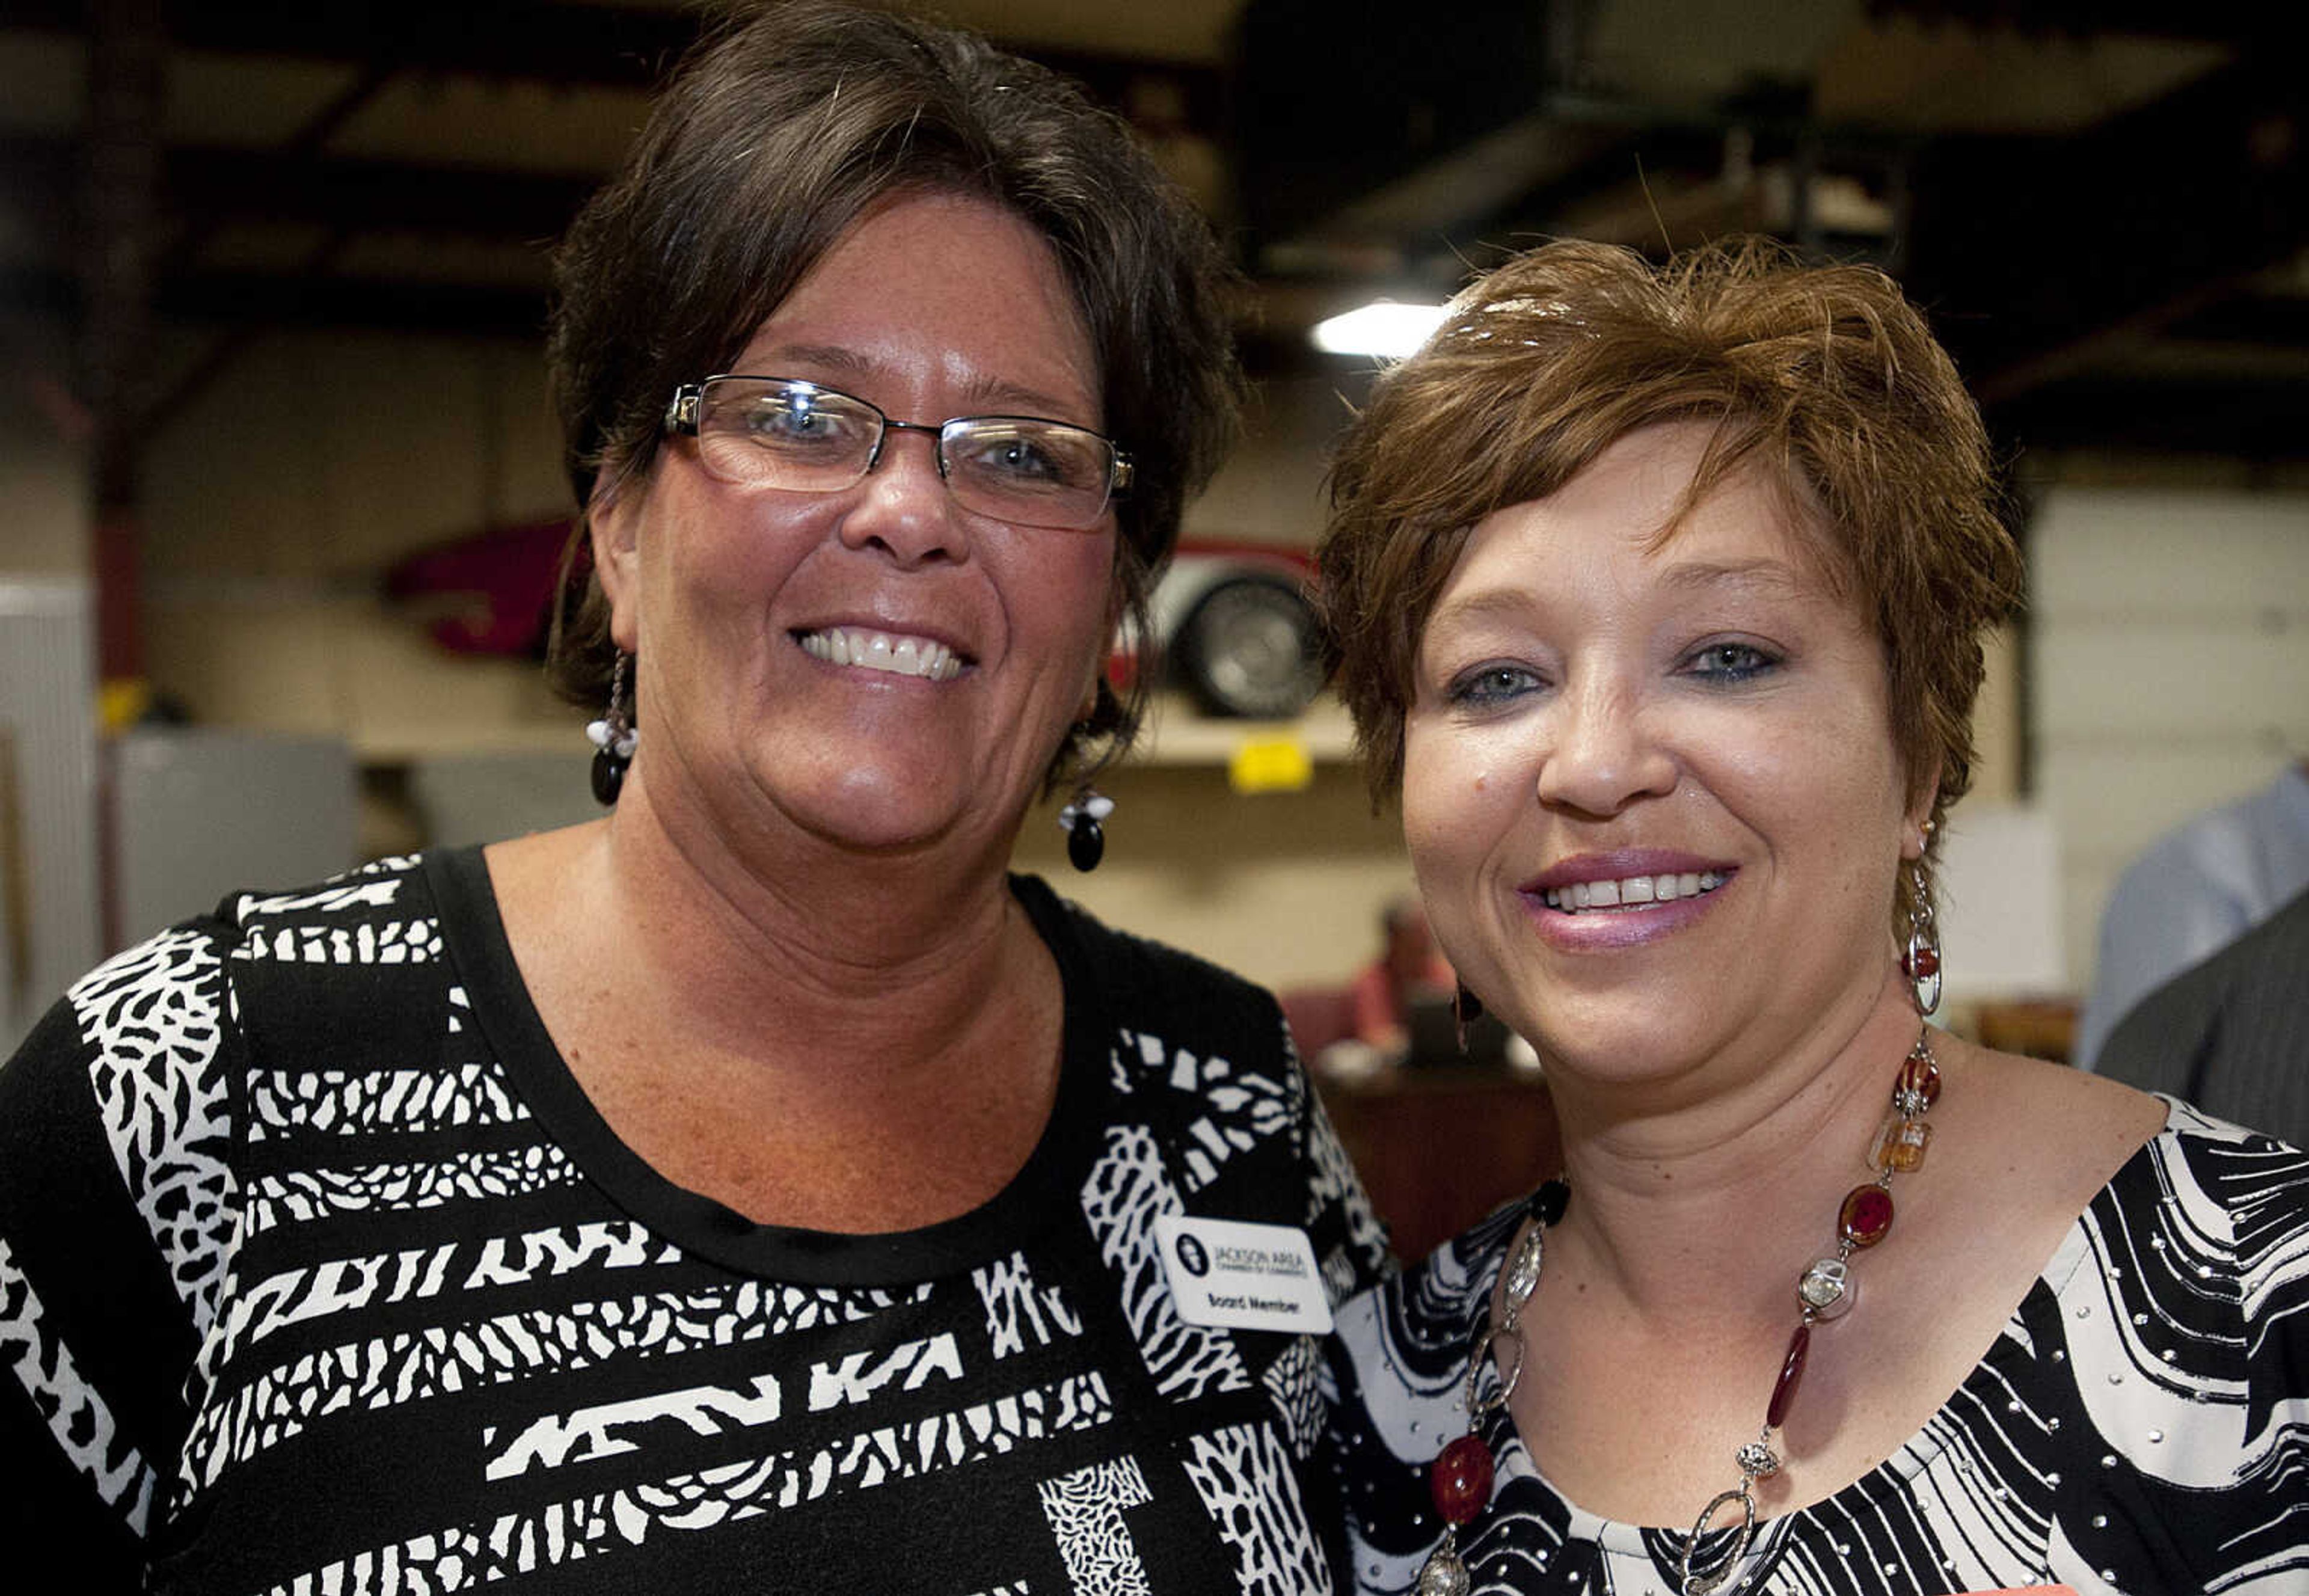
top-left (1318, 1064), bottom-right (1560, 1263)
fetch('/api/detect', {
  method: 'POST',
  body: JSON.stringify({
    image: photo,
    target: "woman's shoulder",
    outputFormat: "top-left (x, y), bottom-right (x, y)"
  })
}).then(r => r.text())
top-left (212, 850), bottom-right (458, 957)
top-left (0, 857), bottom-right (457, 1414)
top-left (7, 852), bottom-right (450, 1119)
top-left (8, 845), bottom-right (468, 1134)
top-left (1332, 1192), bottom-right (1532, 1401)
top-left (1014, 873), bottom-right (1394, 1284)
top-left (2099, 1095), bottom-right (2309, 1264)
top-left (69, 850), bottom-right (460, 979)
top-left (2049, 1096), bottom-right (2309, 1410)
top-left (2009, 1074), bottom-right (2309, 1321)
top-left (14, 851), bottom-right (474, 1168)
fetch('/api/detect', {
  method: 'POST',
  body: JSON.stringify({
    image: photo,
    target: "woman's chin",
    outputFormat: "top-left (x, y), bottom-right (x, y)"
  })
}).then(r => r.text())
top-left (1507, 989), bottom-right (1734, 1091)
top-left (793, 761), bottom-right (1031, 862)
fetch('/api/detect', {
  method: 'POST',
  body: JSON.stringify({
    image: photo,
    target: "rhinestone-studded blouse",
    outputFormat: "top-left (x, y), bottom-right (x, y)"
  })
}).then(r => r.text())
top-left (1325, 1099), bottom-right (2309, 1595)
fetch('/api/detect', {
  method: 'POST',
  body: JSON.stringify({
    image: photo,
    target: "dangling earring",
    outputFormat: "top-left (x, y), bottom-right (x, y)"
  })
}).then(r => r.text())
top-left (1901, 842), bottom-right (1943, 1017)
top-left (1058, 787), bottom-right (1113, 873)
top-left (586, 651), bottom-right (637, 806)
top-left (1453, 981), bottom-right (1485, 1053)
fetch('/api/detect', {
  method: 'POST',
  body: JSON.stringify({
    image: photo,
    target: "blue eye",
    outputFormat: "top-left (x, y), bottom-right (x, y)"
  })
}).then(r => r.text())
top-left (1685, 642), bottom-right (1778, 683)
top-left (1447, 664), bottom-right (1542, 708)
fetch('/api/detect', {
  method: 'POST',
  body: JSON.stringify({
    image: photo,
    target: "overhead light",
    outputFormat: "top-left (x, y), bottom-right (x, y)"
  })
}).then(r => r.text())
top-left (1310, 300), bottom-right (1449, 358)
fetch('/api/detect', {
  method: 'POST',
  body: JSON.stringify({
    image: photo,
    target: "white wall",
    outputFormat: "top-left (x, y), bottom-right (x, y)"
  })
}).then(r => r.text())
top-left (2029, 483), bottom-right (2309, 993)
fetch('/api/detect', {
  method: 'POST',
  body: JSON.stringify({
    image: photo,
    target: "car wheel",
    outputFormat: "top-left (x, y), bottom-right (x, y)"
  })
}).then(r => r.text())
top-left (1173, 575), bottom-right (1326, 719)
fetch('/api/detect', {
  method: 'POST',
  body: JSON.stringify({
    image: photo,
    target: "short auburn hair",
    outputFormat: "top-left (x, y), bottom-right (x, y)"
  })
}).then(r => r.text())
top-left (1317, 238), bottom-right (2023, 924)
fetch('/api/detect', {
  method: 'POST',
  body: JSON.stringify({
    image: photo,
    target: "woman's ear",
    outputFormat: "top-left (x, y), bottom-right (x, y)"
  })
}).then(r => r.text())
top-left (1084, 555), bottom-right (1132, 724)
top-left (590, 477), bottom-right (643, 654)
top-left (1902, 767), bottom-right (1943, 861)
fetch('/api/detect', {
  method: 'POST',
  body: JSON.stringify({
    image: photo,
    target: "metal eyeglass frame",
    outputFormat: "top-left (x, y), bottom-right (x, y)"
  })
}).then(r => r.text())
top-left (662, 374), bottom-right (1133, 530)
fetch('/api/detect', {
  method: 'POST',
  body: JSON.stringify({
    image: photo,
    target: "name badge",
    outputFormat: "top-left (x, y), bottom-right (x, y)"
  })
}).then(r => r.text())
top-left (1155, 1215), bottom-right (1334, 1334)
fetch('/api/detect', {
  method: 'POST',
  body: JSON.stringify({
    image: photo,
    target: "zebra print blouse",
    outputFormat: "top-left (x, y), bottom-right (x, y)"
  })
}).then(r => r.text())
top-left (1324, 1099), bottom-right (2309, 1595)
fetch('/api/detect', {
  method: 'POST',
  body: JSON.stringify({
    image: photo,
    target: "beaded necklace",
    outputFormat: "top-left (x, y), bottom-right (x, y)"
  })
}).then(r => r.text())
top-left (1417, 1025), bottom-right (1943, 1596)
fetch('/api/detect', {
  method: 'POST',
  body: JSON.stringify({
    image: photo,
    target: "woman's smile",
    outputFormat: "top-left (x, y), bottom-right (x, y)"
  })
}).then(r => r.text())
top-left (1517, 850), bottom-right (1735, 951)
top-left (1536, 870), bottom-right (1726, 912)
top-left (795, 625), bottom-right (967, 681)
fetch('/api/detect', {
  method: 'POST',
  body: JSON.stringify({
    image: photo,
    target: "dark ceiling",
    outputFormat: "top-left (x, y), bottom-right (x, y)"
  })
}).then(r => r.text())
top-left (3, 0), bottom-right (2305, 469)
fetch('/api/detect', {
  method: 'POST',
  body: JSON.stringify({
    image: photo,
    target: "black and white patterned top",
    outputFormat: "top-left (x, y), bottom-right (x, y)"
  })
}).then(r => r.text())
top-left (0, 849), bottom-right (1390, 1593)
top-left (1324, 1101), bottom-right (2309, 1595)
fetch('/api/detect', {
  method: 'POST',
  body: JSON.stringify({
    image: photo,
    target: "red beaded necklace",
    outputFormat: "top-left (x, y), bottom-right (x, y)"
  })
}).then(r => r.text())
top-left (1418, 1025), bottom-right (1943, 1596)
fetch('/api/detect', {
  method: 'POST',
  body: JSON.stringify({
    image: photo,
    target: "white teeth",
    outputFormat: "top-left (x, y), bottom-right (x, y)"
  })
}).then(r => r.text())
top-left (799, 627), bottom-right (960, 681)
top-left (1544, 870), bottom-right (1726, 913)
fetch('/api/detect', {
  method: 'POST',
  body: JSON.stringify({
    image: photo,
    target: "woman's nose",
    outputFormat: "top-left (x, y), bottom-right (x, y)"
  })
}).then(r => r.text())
top-left (836, 429), bottom-right (970, 566)
top-left (1533, 681), bottom-right (1677, 817)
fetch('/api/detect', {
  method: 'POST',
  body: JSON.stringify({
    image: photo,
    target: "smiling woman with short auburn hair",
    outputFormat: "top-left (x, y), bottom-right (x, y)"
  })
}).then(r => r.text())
top-left (1319, 238), bottom-right (2022, 938)
top-left (1318, 239), bottom-right (2309, 1596)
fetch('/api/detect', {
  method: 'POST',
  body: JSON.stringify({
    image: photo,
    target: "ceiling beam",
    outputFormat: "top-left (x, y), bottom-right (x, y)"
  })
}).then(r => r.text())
top-left (1864, 0), bottom-right (2290, 46)
top-left (5, 1), bottom-right (696, 87)
top-left (0, 134), bottom-right (601, 243)
top-left (1901, 54), bottom-right (2308, 402)
top-left (1985, 373), bottom-right (2309, 459)
top-left (2, 4), bottom-right (1227, 131)
top-left (1, 263), bottom-right (548, 338)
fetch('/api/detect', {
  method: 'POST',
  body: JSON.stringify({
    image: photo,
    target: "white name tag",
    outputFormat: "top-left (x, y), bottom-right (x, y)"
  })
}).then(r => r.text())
top-left (1155, 1215), bottom-right (1334, 1334)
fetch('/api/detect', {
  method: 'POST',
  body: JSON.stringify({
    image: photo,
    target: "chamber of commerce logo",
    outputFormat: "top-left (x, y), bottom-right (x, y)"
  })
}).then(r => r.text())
top-left (1173, 1232), bottom-right (1211, 1278)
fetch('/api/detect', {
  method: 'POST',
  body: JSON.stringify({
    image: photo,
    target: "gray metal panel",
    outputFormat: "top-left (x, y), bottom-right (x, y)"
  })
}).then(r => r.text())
top-left (113, 728), bottom-right (358, 947)
top-left (408, 750), bottom-right (598, 849)
top-left (0, 580), bottom-right (100, 1055)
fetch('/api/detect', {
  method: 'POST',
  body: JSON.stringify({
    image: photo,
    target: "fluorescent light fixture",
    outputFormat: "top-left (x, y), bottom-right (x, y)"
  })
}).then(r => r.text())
top-left (1311, 300), bottom-right (1449, 358)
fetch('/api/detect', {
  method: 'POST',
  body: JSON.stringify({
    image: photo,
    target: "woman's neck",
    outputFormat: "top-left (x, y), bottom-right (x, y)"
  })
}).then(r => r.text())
top-left (511, 773), bottom-right (1040, 1079)
top-left (1541, 981), bottom-right (1927, 1324)
top-left (486, 781), bottom-right (1070, 1230)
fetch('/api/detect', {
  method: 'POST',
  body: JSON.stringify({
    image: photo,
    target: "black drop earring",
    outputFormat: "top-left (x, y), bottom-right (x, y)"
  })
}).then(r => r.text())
top-left (1058, 788), bottom-right (1113, 873)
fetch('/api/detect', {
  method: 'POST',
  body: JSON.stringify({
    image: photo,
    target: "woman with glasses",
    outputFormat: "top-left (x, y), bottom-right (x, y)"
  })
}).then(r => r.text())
top-left (1314, 240), bottom-right (2309, 1595)
top-left (0, 4), bottom-right (1384, 1589)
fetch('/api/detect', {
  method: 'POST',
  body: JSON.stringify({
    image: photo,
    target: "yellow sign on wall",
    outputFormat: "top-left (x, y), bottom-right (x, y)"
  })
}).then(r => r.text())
top-left (1228, 736), bottom-right (1314, 794)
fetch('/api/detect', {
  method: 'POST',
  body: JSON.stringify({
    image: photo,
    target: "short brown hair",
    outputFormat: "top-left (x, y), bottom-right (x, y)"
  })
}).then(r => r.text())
top-left (1317, 238), bottom-right (2023, 921)
top-left (545, 0), bottom-right (1242, 780)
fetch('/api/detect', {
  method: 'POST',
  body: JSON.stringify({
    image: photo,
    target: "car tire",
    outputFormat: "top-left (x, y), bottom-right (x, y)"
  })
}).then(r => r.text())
top-left (1172, 574), bottom-right (1326, 719)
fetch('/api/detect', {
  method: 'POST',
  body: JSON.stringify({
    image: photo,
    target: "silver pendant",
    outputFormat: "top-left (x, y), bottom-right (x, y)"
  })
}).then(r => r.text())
top-left (1503, 1221), bottom-right (1546, 1309)
top-left (1679, 1485), bottom-right (1758, 1595)
top-left (1418, 1533), bottom-right (1471, 1596)
top-left (1797, 1256), bottom-right (1856, 1320)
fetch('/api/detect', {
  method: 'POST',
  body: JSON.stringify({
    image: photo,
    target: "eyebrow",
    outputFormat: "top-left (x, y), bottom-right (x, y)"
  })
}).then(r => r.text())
top-left (1424, 555), bottom-right (1819, 645)
top-left (738, 342), bottom-right (1096, 425)
top-left (1656, 557), bottom-right (1811, 598)
top-left (1423, 585), bottom-right (1543, 636)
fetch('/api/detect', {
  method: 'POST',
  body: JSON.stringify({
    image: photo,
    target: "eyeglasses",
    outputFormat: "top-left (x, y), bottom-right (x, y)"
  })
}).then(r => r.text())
top-left (663, 375), bottom-right (1132, 532)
